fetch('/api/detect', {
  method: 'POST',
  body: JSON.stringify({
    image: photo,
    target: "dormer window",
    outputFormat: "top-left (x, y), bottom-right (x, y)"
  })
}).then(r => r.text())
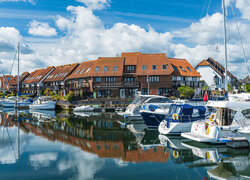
top-left (75, 69), bottom-right (80, 75)
top-left (152, 65), bottom-right (157, 70)
top-left (104, 66), bottom-right (109, 71)
top-left (95, 66), bottom-right (100, 72)
top-left (172, 65), bottom-right (178, 71)
top-left (142, 65), bottom-right (147, 70)
top-left (162, 64), bottom-right (167, 70)
top-left (80, 68), bottom-right (85, 74)
top-left (179, 66), bottom-right (186, 72)
top-left (187, 67), bottom-right (192, 72)
top-left (86, 68), bottom-right (91, 73)
top-left (113, 66), bottom-right (118, 71)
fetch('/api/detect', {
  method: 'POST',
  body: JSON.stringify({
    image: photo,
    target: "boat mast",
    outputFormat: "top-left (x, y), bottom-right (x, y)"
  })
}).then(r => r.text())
top-left (17, 42), bottom-right (20, 100)
top-left (222, 0), bottom-right (228, 93)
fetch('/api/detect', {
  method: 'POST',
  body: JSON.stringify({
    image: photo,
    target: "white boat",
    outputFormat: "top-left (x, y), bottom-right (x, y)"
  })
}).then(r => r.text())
top-left (2, 96), bottom-right (32, 108)
top-left (158, 104), bottom-right (207, 135)
top-left (118, 94), bottom-right (173, 120)
top-left (29, 96), bottom-right (56, 110)
top-left (73, 105), bottom-right (94, 112)
top-left (181, 101), bottom-right (250, 143)
top-left (228, 93), bottom-right (250, 102)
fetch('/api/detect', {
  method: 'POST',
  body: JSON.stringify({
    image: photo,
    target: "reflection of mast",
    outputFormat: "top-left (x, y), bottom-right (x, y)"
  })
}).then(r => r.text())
top-left (16, 110), bottom-right (20, 171)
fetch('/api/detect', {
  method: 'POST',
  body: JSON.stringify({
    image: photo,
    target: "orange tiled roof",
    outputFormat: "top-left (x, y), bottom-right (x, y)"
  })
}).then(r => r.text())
top-left (12, 72), bottom-right (30, 86)
top-left (169, 58), bottom-right (201, 77)
top-left (196, 58), bottom-right (237, 79)
top-left (23, 66), bottom-right (55, 84)
top-left (44, 63), bottom-right (79, 82)
top-left (2, 75), bottom-right (17, 88)
top-left (90, 57), bottom-right (124, 77)
top-left (136, 53), bottom-right (174, 76)
top-left (122, 52), bottom-right (141, 65)
top-left (67, 60), bottom-right (96, 79)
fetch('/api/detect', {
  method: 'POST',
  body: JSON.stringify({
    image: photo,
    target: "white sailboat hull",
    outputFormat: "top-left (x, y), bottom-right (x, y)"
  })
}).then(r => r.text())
top-left (2, 100), bottom-right (31, 108)
top-left (29, 101), bottom-right (56, 110)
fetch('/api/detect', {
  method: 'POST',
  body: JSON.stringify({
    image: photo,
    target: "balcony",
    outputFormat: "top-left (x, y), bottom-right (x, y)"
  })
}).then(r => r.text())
top-left (93, 82), bottom-right (122, 88)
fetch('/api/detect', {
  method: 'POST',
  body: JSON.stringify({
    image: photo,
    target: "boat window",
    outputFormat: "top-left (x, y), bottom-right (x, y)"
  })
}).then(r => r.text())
top-left (147, 98), bottom-right (165, 103)
top-left (192, 109), bottom-right (200, 117)
top-left (162, 98), bottom-right (173, 103)
top-left (242, 109), bottom-right (250, 118)
top-left (221, 108), bottom-right (236, 126)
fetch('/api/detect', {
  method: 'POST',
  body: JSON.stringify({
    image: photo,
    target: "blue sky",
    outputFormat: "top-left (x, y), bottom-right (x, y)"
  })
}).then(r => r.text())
top-left (0, 0), bottom-right (249, 78)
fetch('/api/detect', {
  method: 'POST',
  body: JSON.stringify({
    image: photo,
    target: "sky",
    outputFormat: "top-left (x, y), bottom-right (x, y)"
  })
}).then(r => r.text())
top-left (0, 0), bottom-right (249, 78)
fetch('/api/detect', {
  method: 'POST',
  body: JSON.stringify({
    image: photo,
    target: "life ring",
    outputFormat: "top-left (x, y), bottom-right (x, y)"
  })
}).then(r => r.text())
top-left (173, 150), bottom-right (179, 159)
top-left (172, 113), bottom-right (179, 120)
top-left (210, 114), bottom-right (215, 121)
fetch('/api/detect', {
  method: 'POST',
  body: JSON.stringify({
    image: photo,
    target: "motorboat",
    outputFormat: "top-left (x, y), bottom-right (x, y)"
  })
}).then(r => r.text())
top-left (228, 93), bottom-right (250, 102)
top-left (73, 105), bottom-right (94, 112)
top-left (29, 96), bottom-right (56, 110)
top-left (181, 101), bottom-right (250, 144)
top-left (158, 104), bottom-right (207, 135)
top-left (118, 94), bottom-right (173, 120)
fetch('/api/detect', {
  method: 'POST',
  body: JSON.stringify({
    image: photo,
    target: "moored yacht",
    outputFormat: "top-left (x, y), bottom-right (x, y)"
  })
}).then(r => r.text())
top-left (29, 96), bottom-right (56, 110)
top-left (118, 94), bottom-right (173, 120)
top-left (181, 101), bottom-right (250, 144)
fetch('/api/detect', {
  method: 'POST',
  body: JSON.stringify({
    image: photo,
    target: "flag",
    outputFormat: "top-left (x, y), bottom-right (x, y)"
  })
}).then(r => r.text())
top-left (147, 73), bottom-right (149, 82)
top-left (203, 93), bottom-right (208, 101)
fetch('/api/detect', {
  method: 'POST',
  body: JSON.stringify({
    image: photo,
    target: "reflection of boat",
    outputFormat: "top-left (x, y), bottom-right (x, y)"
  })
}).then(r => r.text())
top-left (29, 96), bottom-right (56, 110)
top-left (118, 94), bottom-right (172, 120)
top-left (73, 111), bottom-right (92, 117)
top-left (2, 96), bottom-right (32, 108)
top-left (182, 101), bottom-right (250, 144)
top-left (29, 109), bottom-right (56, 121)
top-left (158, 104), bottom-right (206, 135)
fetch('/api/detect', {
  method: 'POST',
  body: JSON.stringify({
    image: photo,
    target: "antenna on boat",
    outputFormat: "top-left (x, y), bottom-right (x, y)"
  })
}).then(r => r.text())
top-left (222, 0), bottom-right (228, 96)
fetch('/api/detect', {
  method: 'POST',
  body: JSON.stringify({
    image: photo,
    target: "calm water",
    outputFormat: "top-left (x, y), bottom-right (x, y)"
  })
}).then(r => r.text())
top-left (0, 110), bottom-right (249, 180)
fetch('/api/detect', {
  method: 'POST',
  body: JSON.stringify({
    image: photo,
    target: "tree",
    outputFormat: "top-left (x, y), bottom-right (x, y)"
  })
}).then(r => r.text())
top-left (177, 86), bottom-right (194, 99)
top-left (66, 92), bottom-right (74, 102)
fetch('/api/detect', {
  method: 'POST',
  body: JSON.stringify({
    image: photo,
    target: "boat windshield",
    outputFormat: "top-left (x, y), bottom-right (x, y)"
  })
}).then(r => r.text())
top-left (169, 105), bottom-right (181, 115)
top-left (220, 108), bottom-right (237, 126)
top-left (242, 109), bottom-right (250, 118)
top-left (131, 96), bottom-right (150, 105)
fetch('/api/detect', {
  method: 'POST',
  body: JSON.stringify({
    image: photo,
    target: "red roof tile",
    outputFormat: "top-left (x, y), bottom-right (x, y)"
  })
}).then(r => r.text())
top-left (44, 63), bottom-right (79, 82)
top-left (136, 53), bottom-right (174, 76)
top-left (90, 57), bottom-right (124, 77)
top-left (122, 52), bottom-right (141, 65)
top-left (67, 60), bottom-right (96, 79)
top-left (169, 58), bottom-right (201, 77)
top-left (23, 66), bottom-right (55, 84)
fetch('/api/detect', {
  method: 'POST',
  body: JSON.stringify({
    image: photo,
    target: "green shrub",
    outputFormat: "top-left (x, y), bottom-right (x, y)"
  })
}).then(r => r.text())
top-left (66, 92), bottom-right (74, 102)
top-left (177, 86), bottom-right (194, 99)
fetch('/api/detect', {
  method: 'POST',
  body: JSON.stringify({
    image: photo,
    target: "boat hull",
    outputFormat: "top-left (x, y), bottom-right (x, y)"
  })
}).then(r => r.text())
top-left (140, 110), bottom-right (166, 128)
top-left (158, 120), bottom-right (194, 135)
top-left (29, 101), bottom-right (56, 110)
top-left (2, 101), bottom-right (31, 108)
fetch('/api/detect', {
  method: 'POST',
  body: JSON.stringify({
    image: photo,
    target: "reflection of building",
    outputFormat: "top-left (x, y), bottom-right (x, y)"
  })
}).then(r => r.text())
top-left (2, 113), bottom-right (169, 163)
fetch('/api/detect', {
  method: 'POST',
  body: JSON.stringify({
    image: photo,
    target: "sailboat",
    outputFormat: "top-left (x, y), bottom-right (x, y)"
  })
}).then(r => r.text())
top-left (2, 43), bottom-right (33, 108)
top-left (181, 0), bottom-right (250, 144)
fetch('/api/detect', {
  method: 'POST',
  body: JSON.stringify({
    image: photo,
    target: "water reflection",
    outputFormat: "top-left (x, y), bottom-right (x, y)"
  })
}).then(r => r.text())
top-left (0, 110), bottom-right (250, 179)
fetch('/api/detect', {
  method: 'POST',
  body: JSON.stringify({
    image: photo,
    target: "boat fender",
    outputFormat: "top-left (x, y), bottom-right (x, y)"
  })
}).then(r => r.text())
top-left (210, 114), bottom-right (215, 121)
top-left (172, 113), bottom-right (179, 120)
top-left (206, 152), bottom-right (210, 160)
top-left (206, 126), bottom-right (210, 135)
top-left (173, 150), bottom-right (179, 159)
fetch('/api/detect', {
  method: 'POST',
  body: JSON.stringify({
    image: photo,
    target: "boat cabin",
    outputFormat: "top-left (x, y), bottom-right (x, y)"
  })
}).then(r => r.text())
top-left (166, 104), bottom-right (206, 122)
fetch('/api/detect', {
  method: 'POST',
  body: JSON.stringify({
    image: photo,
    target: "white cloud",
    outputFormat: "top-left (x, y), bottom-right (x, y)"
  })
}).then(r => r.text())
top-left (28, 20), bottom-right (57, 37)
top-left (235, 0), bottom-right (250, 20)
top-left (0, 27), bottom-right (21, 52)
top-left (76, 0), bottom-right (110, 10)
top-left (29, 152), bottom-right (58, 170)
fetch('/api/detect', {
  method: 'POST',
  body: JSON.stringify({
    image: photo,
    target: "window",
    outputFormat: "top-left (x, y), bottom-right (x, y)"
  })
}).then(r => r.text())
top-left (179, 66), bottom-right (186, 72)
top-left (96, 77), bottom-right (101, 82)
top-left (86, 68), bottom-right (91, 73)
top-left (104, 66), bottom-right (109, 71)
top-left (95, 66), bottom-right (100, 72)
top-left (124, 77), bottom-right (136, 82)
top-left (75, 69), bottom-right (80, 75)
top-left (113, 66), bottom-right (118, 71)
top-left (187, 67), bottom-right (192, 72)
top-left (158, 88), bottom-right (170, 96)
top-left (127, 66), bottom-right (135, 71)
top-left (172, 65), bottom-right (178, 71)
top-left (142, 65), bottom-right (147, 70)
top-left (172, 76), bottom-right (177, 81)
top-left (80, 68), bottom-right (85, 73)
top-left (152, 65), bottom-right (157, 70)
top-left (162, 64), bottom-right (167, 69)
top-left (242, 109), bottom-right (250, 118)
top-left (106, 77), bottom-right (116, 82)
top-left (148, 76), bottom-right (159, 82)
